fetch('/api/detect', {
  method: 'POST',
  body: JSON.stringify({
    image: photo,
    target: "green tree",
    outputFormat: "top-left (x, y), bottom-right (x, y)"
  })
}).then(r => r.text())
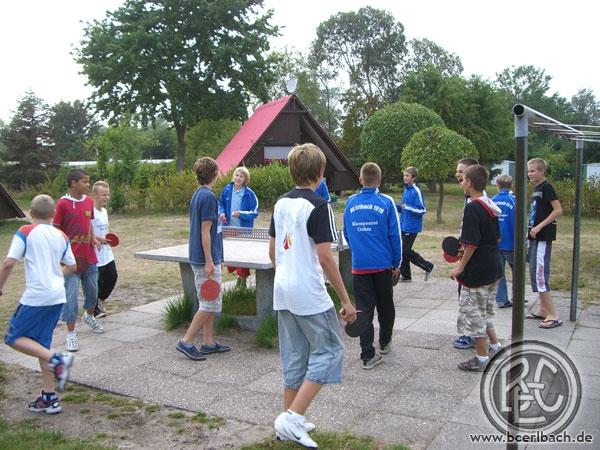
top-left (402, 126), bottom-right (478, 223)
top-left (405, 38), bottom-right (463, 77)
top-left (360, 102), bottom-right (444, 183)
top-left (140, 121), bottom-right (176, 159)
top-left (568, 89), bottom-right (600, 164)
top-left (48, 100), bottom-right (99, 162)
top-left (0, 91), bottom-right (59, 188)
top-left (185, 118), bottom-right (240, 167)
top-left (75, 0), bottom-right (278, 172)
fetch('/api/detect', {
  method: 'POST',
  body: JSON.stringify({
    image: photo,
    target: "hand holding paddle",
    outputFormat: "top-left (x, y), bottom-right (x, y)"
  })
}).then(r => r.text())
top-left (442, 236), bottom-right (462, 263)
top-left (199, 277), bottom-right (221, 301)
top-left (105, 232), bottom-right (120, 247)
top-left (341, 309), bottom-right (369, 337)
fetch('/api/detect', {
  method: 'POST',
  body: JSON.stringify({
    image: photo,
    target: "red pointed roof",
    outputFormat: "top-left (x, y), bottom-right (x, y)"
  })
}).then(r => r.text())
top-left (216, 95), bottom-right (291, 175)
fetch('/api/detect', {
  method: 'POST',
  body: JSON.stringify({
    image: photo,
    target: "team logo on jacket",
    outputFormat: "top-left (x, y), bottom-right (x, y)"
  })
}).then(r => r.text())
top-left (283, 233), bottom-right (293, 250)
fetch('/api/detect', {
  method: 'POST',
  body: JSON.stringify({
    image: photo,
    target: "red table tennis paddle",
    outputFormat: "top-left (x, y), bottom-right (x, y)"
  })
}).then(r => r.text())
top-left (442, 236), bottom-right (461, 263)
top-left (343, 310), bottom-right (369, 337)
top-left (105, 232), bottom-right (120, 247)
top-left (75, 256), bottom-right (89, 274)
top-left (199, 278), bottom-right (221, 301)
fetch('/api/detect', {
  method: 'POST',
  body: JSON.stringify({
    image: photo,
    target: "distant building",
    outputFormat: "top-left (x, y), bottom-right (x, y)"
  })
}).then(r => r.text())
top-left (584, 163), bottom-right (600, 180)
top-left (216, 94), bottom-right (359, 192)
top-left (0, 184), bottom-right (25, 220)
top-left (491, 160), bottom-right (515, 185)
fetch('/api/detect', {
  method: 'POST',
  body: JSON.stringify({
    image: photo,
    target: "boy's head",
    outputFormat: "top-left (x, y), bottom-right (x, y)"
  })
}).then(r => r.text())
top-left (403, 166), bottom-right (418, 185)
top-left (495, 174), bottom-right (513, 190)
top-left (527, 158), bottom-right (547, 185)
top-left (360, 162), bottom-right (382, 188)
top-left (30, 194), bottom-right (55, 220)
top-left (462, 164), bottom-right (489, 195)
top-left (287, 143), bottom-right (326, 187)
top-left (455, 157), bottom-right (479, 183)
top-left (92, 181), bottom-right (111, 207)
top-left (232, 167), bottom-right (250, 187)
top-left (67, 169), bottom-right (90, 196)
top-left (193, 157), bottom-right (219, 186)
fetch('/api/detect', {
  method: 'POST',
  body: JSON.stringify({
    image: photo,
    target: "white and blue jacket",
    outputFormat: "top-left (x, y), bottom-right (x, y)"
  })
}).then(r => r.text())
top-left (218, 182), bottom-right (259, 228)
top-left (398, 183), bottom-right (426, 233)
top-left (343, 187), bottom-right (402, 270)
top-left (492, 189), bottom-right (516, 251)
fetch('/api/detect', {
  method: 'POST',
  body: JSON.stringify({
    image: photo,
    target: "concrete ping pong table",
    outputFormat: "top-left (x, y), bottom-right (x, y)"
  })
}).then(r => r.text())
top-left (134, 227), bottom-right (352, 330)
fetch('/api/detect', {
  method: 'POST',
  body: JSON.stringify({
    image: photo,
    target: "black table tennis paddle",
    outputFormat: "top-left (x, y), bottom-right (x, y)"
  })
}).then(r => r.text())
top-left (442, 236), bottom-right (461, 263)
top-left (344, 310), bottom-right (369, 337)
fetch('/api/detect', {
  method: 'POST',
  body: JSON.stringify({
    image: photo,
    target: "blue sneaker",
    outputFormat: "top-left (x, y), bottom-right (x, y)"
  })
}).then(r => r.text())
top-left (199, 342), bottom-right (231, 354)
top-left (497, 300), bottom-right (513, 308)
top-left (176, 341), bottom-right (207, 361)
top-left (453, 335), bottom-right (475, 349)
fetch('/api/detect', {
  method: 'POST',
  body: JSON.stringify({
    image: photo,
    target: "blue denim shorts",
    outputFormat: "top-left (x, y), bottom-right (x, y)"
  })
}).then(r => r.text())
top-left (191, 264), bottom-right (222, 313)
top-left (278, 307), bottom-right (345, 389)
top-left (5, 303), bottom-right (63, 349)
top-left (62, 263), bottom-right (99, 323)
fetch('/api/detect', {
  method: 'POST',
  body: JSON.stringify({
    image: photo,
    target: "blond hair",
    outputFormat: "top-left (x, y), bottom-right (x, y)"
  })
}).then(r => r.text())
top-left (360, 162), bottom-right (382, 187)
top-left (234, 166), bottom-right (250, 184)
top-left (287, 143), bottom-right (326, 186)
top-left (30, 194), bottom-right (55, 220)
top-left (528, 157), bottom-right (547, 174)
top-left (92, 180), bottom-right (110, 196)
top-left (404, 166), bottom-right (418, 179)
top-left (495, 174), bottom-right (513, 189)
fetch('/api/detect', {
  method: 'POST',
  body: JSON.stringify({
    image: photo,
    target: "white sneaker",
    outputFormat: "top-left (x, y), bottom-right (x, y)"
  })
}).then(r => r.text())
top-left (66, 335), bottom-right (79, 352)
top-left (83, 312), bottom-right (104, 333)
top-left (274, 411), bottom-right (318, 448)
top-left (277, 421), bottom-right (316, 440)
top-left (424, 265), bottom-right (435, 281)
top-left (380, 341), bottom-right (392, 355)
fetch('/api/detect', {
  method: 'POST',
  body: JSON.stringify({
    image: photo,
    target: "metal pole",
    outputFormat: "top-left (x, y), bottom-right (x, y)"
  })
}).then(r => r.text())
top-left (570, 139), bottom-right (584, 321)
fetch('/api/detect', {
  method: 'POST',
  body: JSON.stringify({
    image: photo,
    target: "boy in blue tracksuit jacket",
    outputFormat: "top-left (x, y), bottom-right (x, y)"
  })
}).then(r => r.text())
top-left (397, 167), bottom-right (435, 281)
top-left (218, 166), bottom-right (259, 285)
top-left (491, 174), bottom-right (516, 308)
top-left (343, 162), bottom-right (402, 369)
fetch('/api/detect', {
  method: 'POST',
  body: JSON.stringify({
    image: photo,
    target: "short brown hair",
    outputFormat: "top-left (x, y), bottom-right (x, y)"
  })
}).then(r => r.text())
top-left (404, 166), bottom-right (418, 179)
top-left (67, 169), bottom-right (88, 187)
top-left (463, 165), bottom-right (489, 192)
top-left (30, 194), bottom-right (55, 220)
top-left (92, 180), bottom-right (110, 196)
top-left (234, 166), bottom-right (250, 184)
top-left (495, 174), bottom-right (513, 189)
top-left (193, 157), bottom-right (218, 185)
top-left (360, 162), bottom-right (382, 187)
top-left (528, 157), bottom-right (547, 174)
top-left (287, 143), bottom-right (326, 186)
top-left (458, 157), bottom-right (479, 167)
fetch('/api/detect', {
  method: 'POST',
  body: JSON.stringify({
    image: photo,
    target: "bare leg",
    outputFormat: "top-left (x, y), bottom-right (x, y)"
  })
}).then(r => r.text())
top-left (283, 387), bottom-right (298, 410)
top-left (288, 380), bottom-right (323, 416)
top-left (486, 328), bottom-right (498, 346)
top-left (475, 337), bottom-right (489, 357)
top-left (202, 314), bottom-right (215, 346)
top-left (67, 322), bottom-right (75, 332)
top-left (10, 337), bottom-right (53, 361)
top-left (182, 311), bottom-right (214, 344)
top-left (539, 292), bottom-right (559, 321)
top-left (39, 358), bottom-right (57, 393)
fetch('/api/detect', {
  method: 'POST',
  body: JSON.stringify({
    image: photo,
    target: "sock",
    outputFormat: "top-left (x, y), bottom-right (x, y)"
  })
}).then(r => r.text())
top-left (477, 354), bottom-right (490, 364)
top-left (42, 391), bottom-right (57, 401)
top-left (490, 343), bottom-right (502, 352)
top-left (180, 341), bottom-right (193, 348)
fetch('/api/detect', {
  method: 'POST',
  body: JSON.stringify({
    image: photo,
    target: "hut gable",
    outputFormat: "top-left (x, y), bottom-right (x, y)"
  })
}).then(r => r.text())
top-left (0, 184), bottom-right (25, 220)
top-left (216, 95), bottom-right (359, 191)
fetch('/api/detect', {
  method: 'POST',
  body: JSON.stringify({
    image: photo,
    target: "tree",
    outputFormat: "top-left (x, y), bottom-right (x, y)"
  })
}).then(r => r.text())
top-left (402, 126), bottom-right (478, 223)
top-left (75, 0), bottom-right (278, 171)
top-left (360, 102), bottom-right (444, 182)
top-left (0, 91), bottom-right (59, 188)
top-left (405, 38), bottom-right (463, 77)
top-left (49, 100), bottom-right (99, 162)
top-left (185, 118), bottom-right (240, 166)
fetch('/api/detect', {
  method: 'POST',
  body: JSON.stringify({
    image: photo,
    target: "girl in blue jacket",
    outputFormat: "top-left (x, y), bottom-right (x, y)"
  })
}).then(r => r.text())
top-left (218, 167), bottom-right (259, 285)
top-left (397, 167), bottom-right (435, 281)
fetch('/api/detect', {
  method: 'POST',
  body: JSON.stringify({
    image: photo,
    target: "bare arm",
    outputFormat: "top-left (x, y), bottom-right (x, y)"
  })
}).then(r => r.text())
top-left (450, 245), bottom-right (476, 280)
top-left (201, 220), bottom-right (215, 277)
top-left (530, 199), bottom-right (563, 239)
top-left (62, 263), bottom-right (77, 276)
top-left (0, 258), bottom-right (17, 295)
top-left (316, 243), bottom-right (356, 322)
top-left (268, 237), bottom-right (275, 268)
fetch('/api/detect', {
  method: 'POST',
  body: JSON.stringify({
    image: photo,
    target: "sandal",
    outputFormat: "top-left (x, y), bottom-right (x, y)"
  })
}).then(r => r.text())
top-left (525, 312), bottom-right (545, 320)
top-left (539, 319), bottom-right (563, 329)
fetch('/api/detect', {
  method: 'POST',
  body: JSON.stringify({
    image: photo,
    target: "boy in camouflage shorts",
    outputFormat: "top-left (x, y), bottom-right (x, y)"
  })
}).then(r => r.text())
top-left (450, 165), bottom-right (503, 371)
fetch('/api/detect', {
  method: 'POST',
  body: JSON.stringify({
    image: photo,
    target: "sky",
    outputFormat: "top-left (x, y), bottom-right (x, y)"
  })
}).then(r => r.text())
top-left (1, 0), bottom-right (598, 123)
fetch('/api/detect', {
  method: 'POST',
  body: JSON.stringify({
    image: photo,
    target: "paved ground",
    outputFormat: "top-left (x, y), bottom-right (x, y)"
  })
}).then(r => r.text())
top-left (2, 276), bottom-right (599, 449)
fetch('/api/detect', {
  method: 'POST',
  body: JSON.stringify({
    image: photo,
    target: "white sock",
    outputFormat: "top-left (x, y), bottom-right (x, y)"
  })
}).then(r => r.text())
top-left (490, 342), bottom-right (502, 351)
top-left (477, 354), bottom-right (489, 363)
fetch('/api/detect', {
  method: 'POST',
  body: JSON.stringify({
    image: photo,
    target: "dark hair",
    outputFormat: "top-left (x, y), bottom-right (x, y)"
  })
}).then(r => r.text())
top-left (457, 157), bottom-right (479, 167)
top-left (463, 165), bottom-right (489, 192)
top-left (67, 169), bottom-right (88, 187)
top-left (193, 157), bottom-right (218, 185)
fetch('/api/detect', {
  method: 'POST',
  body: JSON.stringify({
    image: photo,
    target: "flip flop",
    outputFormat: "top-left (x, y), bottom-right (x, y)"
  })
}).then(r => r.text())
top-left (525, 312), bottom-right (545, 320)
top-left (539, 319), bottom-right (563, 329)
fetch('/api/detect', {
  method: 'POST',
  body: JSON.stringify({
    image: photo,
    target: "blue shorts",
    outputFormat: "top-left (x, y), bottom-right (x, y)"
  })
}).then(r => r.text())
top-left (277, 307), bottom-right (345, 389)
top-left (4, 303), bottom-right (63, 349)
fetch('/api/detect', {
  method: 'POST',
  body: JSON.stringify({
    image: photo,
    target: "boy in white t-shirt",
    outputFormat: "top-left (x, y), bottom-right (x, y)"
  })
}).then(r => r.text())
top-left (2, 195), bottom-right (77, 414)
top-left (91, 181), bottom-right (118, 318)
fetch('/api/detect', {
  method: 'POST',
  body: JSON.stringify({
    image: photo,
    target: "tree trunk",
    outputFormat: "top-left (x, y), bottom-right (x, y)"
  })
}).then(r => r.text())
top-left (175, 122), bottom-right (186, 172)
top-left (428, 179), bottom-right (437, 193)
top-left (437, 180), bottom-right (444, 224)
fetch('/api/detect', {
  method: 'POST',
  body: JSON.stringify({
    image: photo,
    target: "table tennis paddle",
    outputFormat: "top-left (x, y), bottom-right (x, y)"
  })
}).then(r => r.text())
top-left (75, 256), bottom-right (89, 274)
top-left (343, 310), bottom-right (369, 337)
top-left (105, 232), bottom-right (120, 247)
top-left (442, 236), bottom-right (461, 263)
top-left (199, 278), bottom-right (221, 301)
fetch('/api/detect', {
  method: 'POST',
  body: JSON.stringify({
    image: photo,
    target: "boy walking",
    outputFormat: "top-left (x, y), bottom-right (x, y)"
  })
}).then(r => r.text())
top-left (343, 162), bottom-right (401, 369)
top-left (397, 166), bottom-right (434, 282)
top-left (176, 157), bottom-right (230, 360)
top-left (450, 165), bottom-right (503, 371)
top-left (492, 174), bottom-right (516, 308)
top-left (3, 195), bottom-right (77, 413)
top-left (269, 143), bottom-right (356, 448)
top-left (53, 169), bottom-right (103, 352)
top-left (525, 158), bottom-right (563, 328)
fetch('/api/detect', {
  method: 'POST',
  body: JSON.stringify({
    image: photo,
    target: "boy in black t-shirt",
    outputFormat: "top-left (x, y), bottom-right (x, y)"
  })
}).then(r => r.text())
top-left (525, 158), bottom-right (563, 329)
top-left (450, 165), bottom-right (503, 371)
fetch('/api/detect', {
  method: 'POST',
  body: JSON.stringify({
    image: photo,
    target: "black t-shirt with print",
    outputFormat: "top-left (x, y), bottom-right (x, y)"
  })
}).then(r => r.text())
top-left (457, 200), bottom-right (501, 288)
top-left (528, 181), bottom-right (558, 241)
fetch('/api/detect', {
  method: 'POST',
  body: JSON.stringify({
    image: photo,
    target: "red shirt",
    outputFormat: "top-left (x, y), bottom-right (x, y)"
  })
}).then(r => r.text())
top-left (53, 195), bottom-right (98, 264)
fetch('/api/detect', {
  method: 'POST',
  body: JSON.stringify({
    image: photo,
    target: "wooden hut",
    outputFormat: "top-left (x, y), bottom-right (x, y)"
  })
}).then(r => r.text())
top-left (0, 184), bottom-right (25, 220)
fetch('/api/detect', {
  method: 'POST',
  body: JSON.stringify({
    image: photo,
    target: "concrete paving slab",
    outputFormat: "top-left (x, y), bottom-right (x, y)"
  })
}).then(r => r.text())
top-left (567, 339), bottom-right (599, 357)
top-left (379, 386), bottom-right (469, 421)
top-left (208, 390), bottom-right (281, 425)
top-left (131, 297), bottom-right (173, 314)
top-left (407, 319), bottom-right (458, 336)
top-left (570, 354), bottom-right (600, 376)
top-left (395, 306), bottom-right (432, 319)
top-left (102, 310), bottom-right (158, 325)
top-left (581, 375), bottom-right (600, 400)
top-left (572, 326), bottom-right (600, 341)
top-left (427, 422), bottom-right (502, 450)
top-left (102, 324), bottom-right (164, 343)
top-left (391, 317), bottom-right (419, 330)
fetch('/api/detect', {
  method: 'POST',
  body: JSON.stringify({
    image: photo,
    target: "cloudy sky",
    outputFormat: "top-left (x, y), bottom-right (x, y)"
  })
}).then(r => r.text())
top-left (1, 0), bottom-right (597, 123)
